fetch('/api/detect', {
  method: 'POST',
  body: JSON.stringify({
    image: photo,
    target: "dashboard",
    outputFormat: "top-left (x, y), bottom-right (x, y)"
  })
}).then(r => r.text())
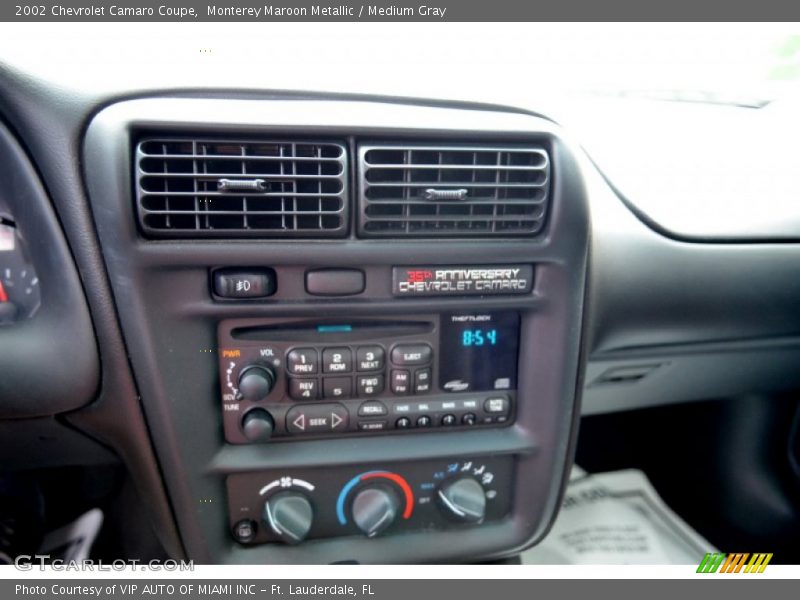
top-left (1, 56), bottom-right (799, 564)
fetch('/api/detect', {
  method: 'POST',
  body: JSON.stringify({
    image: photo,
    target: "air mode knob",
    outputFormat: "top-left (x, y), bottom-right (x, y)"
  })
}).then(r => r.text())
top-left (237, 365), bottom-right (276, 402)
top-left (437, 476), bottom-right (486, 523)
top-left (263, 491), bottom-right (314, 544)
top-left (350, 484), bottom-right (400, 537)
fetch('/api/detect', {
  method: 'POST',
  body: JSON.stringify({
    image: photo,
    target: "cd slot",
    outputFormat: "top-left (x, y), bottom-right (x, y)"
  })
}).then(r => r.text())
top-left (231, 320), bottom-right (433, 343)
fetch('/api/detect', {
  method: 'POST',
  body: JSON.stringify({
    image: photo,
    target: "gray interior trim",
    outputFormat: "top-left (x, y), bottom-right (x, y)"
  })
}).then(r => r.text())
top-left (82, 97), bottom-right (591, 563)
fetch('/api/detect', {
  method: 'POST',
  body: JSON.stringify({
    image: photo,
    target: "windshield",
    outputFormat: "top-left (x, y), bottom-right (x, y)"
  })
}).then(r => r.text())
top-left (0, 23), bottom-right (798, 106)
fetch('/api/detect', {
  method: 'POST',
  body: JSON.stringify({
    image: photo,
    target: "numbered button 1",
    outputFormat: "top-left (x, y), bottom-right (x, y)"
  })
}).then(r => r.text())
top-left (357, 346), bottom-right (385, 372)
top-left (357, 375), bottom-right (385, 397)
top-left (287, 348), bottom-right (318, 375)
top-left (289, 378), bottom-right (319, 400)
top-left (323, 348), bottom-right (352, 374)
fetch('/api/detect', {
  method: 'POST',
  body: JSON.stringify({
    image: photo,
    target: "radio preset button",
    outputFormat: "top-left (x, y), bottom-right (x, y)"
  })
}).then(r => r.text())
top-left (390, 369), bottom-right (411, 395)
top-left (289, 378), bottom-right (319, 400)
top-left (391, 344), bottom-right (432, 366)
top-left (356, 346), bottom-right (385, 372)
top-left (323, 376), bottom-right (352, 399)
top-left (287, 348), bottom-right (318, 375)
top-left (358, 401), bottom-right (388, 417)
top-left (357, 375), bottom-right (385, 397)
top-left (286, 403), bottom-right (348, 434)
top-left (322, 348), bottom-right (352, 374)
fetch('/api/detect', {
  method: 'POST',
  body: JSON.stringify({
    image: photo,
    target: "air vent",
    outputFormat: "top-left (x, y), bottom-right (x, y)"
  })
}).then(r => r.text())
top-left (359, 144), bottom-right (550, 237)
top-left (136, 138), bottom-right (348, 237)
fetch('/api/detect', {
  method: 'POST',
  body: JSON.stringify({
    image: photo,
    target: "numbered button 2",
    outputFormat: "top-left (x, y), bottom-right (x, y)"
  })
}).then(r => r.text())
top-left (323, 348), bottom-right (352, 374)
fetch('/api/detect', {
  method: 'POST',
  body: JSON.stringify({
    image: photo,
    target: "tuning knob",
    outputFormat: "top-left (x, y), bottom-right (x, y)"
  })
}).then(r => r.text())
top-left (437, 476), bottom-right (486, 523)
top-left (240, 408), bottom-right (275, 442)
top-left (351, 484), bottom-right (400, 537)
top-left (263, 492), bottom-right (314, 544)
top-left (237, 365), bottom-right (276, 402)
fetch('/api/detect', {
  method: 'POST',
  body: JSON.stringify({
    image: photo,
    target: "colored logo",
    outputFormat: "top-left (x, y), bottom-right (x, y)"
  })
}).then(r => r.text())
top-left (697, 552), bottom-right (773, 573)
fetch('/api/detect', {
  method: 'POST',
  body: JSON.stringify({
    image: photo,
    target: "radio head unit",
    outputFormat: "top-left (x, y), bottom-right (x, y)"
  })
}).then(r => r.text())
top-left (217, 312), bottom-right (520, 444)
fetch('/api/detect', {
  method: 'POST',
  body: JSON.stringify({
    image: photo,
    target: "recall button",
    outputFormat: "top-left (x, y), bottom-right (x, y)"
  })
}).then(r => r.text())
top-left (358, 401), bottom-right (388, 417)
top-left (391, 344), bottom-right (432, 366)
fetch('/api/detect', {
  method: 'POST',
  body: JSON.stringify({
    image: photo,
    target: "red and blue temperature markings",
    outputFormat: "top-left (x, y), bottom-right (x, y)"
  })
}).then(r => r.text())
top-left (336, 471), bottom-right (414, 525)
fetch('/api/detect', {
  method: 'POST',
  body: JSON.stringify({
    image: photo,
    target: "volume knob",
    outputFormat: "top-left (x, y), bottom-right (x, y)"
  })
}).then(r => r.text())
top-left (263, 492), bottom-right (314, 544)
top-left (237, 365), bottom-right (276, 402)
top-left (437, 476), bottom-right (486, 523)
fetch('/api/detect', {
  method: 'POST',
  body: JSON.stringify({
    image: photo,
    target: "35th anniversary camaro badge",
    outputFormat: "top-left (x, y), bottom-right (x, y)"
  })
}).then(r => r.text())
top-left (392, 265), bottom-right (533, 296)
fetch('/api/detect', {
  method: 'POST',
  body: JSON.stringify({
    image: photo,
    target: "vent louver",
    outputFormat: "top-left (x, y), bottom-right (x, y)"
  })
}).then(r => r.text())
top-left (359, 144), bottom-right (550, 237)
top-left (136, 138), bottom-right (348, 237)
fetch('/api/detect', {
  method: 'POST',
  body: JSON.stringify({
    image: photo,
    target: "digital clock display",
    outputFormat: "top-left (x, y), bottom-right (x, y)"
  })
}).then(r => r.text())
top-left (439, 312), bottom-right (519, 393)
top-left (461, 328), bottom-right (498, 347)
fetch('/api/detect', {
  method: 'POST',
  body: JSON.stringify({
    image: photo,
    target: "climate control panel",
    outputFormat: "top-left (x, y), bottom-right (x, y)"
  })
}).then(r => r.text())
top-left (227, 455), bottom-right (514, 545)
top-left (218, 313), bottom-right (520, 444)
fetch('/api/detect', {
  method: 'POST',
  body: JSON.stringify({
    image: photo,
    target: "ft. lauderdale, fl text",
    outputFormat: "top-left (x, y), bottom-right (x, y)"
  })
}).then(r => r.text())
top-left (270, 584), bottom-right (376, 596)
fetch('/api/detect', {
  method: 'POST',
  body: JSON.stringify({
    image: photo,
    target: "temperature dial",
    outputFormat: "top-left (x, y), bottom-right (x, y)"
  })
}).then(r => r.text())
top-left (337, 471), bottom-right (414, 537)
top-left (351, 484), bottom-right (400, 537)
top-left (237, 365), bottom-right (276, 402)
top-left (437, 476), bottom-right (486, 523)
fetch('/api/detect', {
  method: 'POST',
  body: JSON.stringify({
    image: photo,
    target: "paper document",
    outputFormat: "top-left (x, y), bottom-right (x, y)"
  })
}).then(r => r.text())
top-left (523, 467), bottom-right (715, 564)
